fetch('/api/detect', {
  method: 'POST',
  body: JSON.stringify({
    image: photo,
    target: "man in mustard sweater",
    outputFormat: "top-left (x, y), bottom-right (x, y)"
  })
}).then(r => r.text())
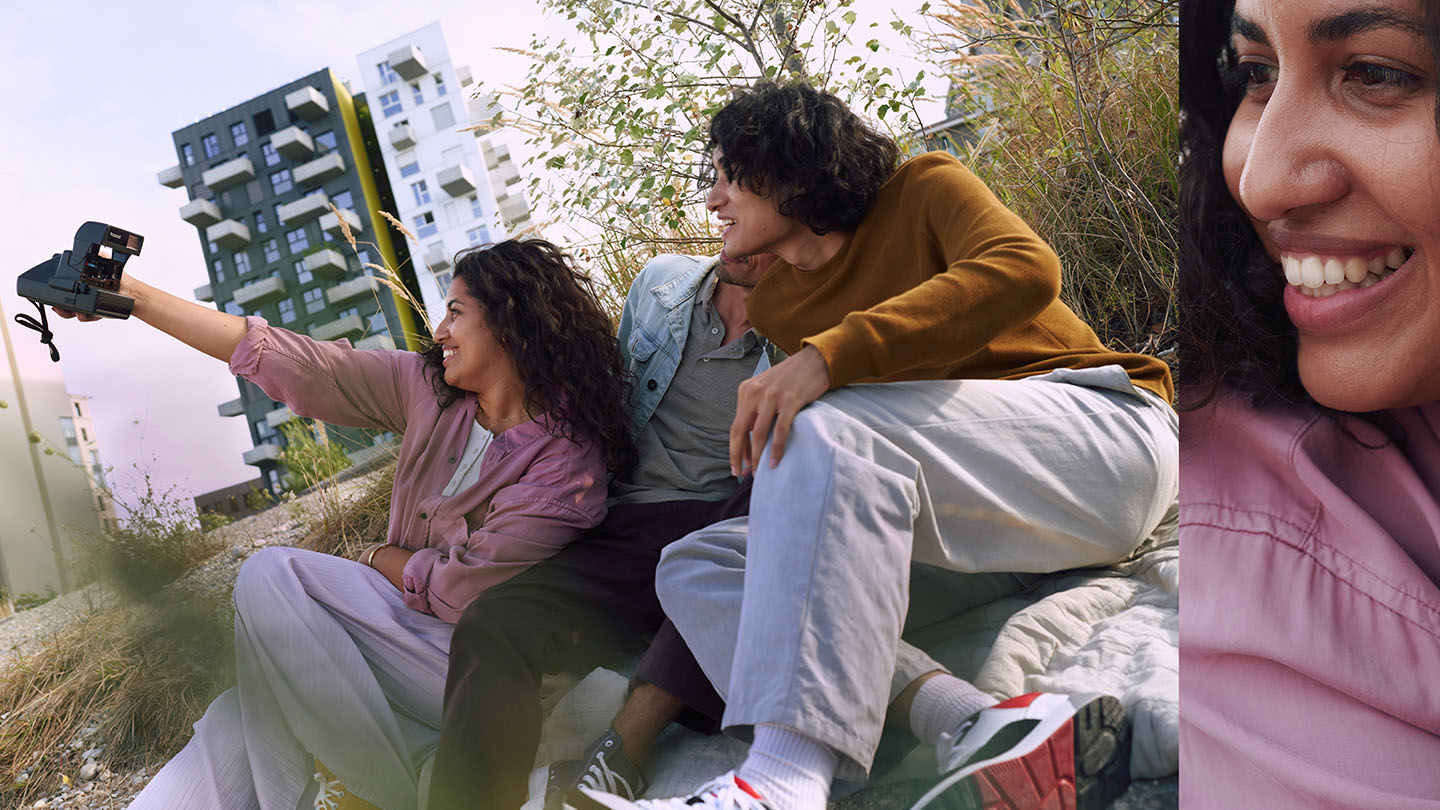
top-left (581, 82), bottom-right (1178, 810)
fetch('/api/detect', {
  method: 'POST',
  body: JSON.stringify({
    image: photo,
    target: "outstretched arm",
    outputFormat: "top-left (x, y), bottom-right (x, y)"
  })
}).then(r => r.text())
top-left (53, 275), bottom-right (249, 363)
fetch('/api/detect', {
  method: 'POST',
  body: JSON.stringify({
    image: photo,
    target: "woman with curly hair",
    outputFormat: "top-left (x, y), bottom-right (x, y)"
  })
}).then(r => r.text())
top-left (1179, 0), bottom-right (1440, 805)
top-left (53, 238), bottom-right (632, 810)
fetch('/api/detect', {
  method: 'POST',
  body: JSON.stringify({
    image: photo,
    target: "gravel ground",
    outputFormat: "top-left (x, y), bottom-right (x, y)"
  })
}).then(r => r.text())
top-left (5, 472), bottom-right (1176, 810)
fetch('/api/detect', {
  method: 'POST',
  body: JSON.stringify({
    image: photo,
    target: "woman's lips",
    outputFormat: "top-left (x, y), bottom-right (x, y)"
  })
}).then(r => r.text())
top-left (1282, 248), bottom-right (1415, 332)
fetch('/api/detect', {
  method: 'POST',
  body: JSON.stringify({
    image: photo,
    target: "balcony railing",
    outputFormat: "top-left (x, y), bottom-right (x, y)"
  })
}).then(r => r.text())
top-left (294, 152), bottom-right (346, 186)
top-left (264, 406), bottom-right (298, 429)
top-left (217, 396), bottom-right (245, 417)
top-left (326, 275), bottom-right (381, 306)
top-left (272, 126), bottom-right (315, 160)
top-left (303, 248), bottom-right (348, 280)
top-left (320, 208), bottom-right (363, 239)
top-left (194, 283), bottom-right (214, 302)
top-left (388, 45), bottom-right (428, 80)
top-left (243, 443), bottom-right (282, 465)
top-left (157, 165), bottom-right (184, 188)
top-left (355, 334), bottom-right (396, 351)
top-left (388, 123), bottom-right (417, 151)
top-left (276, 193), bottom-right (331, 225)
top-left (206, 219), bottom-right (252, 250)
top-left (437, 164), bottom-right (476, 197)
top-left (233, 276), bottom-right (288, 309)
top-left (425, 242), bottom-right (452, 271)
top-left (311, 313), bottom-right (365, 342)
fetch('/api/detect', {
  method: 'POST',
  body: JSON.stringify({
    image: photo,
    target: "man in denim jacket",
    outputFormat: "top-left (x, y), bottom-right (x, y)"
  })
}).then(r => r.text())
top-left (426, 251), bottom-right (771, 810)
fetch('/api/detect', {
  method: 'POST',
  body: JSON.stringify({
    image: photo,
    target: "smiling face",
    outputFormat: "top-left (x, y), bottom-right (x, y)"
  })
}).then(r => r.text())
top-left (1223, 0), bottom-right (1440, 411)
top-left (432, 277), bottom-right (513, 395)
top-left (705, 152), bottom-right (812, 265)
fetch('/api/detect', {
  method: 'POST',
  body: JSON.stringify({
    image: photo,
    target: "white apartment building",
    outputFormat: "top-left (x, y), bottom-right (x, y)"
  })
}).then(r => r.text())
top-left (355, 22), bottom-right (534, 326)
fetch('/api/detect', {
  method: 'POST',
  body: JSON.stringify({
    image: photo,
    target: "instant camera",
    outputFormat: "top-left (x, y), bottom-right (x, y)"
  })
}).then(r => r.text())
top-left (15, 222), bottom-right (140, 361)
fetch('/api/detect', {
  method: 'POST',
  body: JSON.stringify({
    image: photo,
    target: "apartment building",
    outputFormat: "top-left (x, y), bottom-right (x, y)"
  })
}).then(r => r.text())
top-left (355, 22), bottom-right (534, 325)
top-left (156, 68), bottom-right (421, 490)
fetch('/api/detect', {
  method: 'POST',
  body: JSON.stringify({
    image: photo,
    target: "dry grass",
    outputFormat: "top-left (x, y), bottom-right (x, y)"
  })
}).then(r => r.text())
top-left (294, 460), bottom-right (396, 560)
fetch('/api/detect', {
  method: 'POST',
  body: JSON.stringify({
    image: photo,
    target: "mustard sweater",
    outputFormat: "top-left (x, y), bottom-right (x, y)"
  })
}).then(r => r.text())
top-left (748, 152), bottom-right (1173, 403)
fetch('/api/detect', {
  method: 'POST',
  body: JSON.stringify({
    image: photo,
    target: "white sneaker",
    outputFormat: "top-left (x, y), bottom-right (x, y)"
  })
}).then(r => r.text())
top-left (909, 692), bottom-right (1131, 810)
top-left (579, 771), bottom-right (776, 810)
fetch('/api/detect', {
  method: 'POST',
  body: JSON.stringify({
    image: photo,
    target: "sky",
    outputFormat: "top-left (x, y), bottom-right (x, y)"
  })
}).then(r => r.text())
top-left (0, 0), bottom-right (946, 517)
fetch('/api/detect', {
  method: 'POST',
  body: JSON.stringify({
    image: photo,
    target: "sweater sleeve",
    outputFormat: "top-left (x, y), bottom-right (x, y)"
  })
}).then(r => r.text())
top-left (398, 435), bottom-right (607, 622)
top-left (227, 316), bottom-right (417, 434)
top-left (803, 156), bottom-right (1061, 387)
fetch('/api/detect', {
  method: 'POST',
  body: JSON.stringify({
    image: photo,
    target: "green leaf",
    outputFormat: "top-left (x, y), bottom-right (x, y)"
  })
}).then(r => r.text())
top-left (547, 156), bottom-right (566, 169)
top-left (660, 184), bottom-right (677, 199)
top-left (866, 38), bottom-right (881, 52)
top-left (842, 10), bottom-right (856, 25)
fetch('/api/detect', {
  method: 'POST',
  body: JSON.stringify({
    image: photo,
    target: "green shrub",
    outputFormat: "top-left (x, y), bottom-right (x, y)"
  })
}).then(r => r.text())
top-left (276, 418), bottom-right (353, 493)
top-left (70, 476), bottom-right (222, 600)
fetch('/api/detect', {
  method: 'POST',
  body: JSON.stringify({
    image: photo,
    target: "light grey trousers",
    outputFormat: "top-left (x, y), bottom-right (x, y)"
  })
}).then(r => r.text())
top-left (128, 547), bottom-right (453, 810)
top-left (655, 368), bottom-right (1179, 780)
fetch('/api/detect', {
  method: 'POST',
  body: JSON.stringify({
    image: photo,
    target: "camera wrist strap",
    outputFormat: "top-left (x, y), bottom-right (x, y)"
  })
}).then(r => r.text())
top-left (14, 300), bottom-right (60, 362)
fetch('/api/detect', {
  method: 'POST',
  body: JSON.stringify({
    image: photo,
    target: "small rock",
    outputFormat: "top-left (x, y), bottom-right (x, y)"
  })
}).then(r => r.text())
top-left (81, 747), bottom-right (103, 760)
top-left (129, 774), bottom-right (145, 786)
top-left (80, 725), bottom-right (97, 737)
top-left (80, 760), bottom-right (100, 780)
top-left (32, 800), bottom-right (47, 808)
top-left (230, 547), bottom-right (246, 560)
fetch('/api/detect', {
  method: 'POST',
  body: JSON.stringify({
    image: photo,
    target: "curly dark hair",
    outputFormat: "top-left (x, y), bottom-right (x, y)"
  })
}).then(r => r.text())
top-left (420, 239), bottom-right (636, 476)
top-left (706, 80), bottom-right (899, 235)
top-left (1178, 0), bottom-right (1440, 418)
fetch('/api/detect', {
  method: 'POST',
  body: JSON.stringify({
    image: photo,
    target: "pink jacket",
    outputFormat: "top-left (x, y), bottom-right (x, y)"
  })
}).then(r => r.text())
top-left (1180, 393), bottom-right (1440, 808)
top-left (229, 317), bottom-right (608, 622)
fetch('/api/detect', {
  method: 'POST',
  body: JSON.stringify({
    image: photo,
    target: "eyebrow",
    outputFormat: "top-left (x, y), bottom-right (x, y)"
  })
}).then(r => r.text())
top-left (1231, 7), bottom-right (1425, 46)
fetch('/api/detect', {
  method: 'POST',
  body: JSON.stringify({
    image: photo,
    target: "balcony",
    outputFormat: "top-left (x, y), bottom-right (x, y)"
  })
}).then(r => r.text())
top-left (294, 152), bottom-right (346, 186)
top-left (425, 242), bottom-right (452, 271)
top-left (498, 191), bottom-right (530, 225)
top-left (265, 406), bottom-right (298, 429)
top-left (206, 219), bottom-right (252, 250)
top-left (490, 159), bottom-right (520, 188)
top-left (326, 275), bottom-right (381, 305)
top-left (482, 141), bottom-right (508, 170)
top-left (285, 86), bottom-right (329, 120)
top-left (157, 165), bottom-right (184, 188)
top-left (276, 192), bottom-right (331, 225)
top-left (194, 283), bottom-right (213, 302)
top-left (179, 198), bottom-right (222, 228)
top-left (217, 396), bottom-right (246, 417)
top-left (437, 164), bottom-right (476, 196)
top-left (200, 156), bottom-right (255, 192)
top-left (387, 45), bottom-right (428, 80)
top-left (319, 208), bottom-right (363, 239)
top-left (303, 248), bottom-right (348, 280)
top-left (457, 65), bottom-right (474, 86)
top-left (355, 334), bottom-right (396, 351)
top-left (243, 443), bottom-right (282, 466)
top-left (388, 123), bottom-right (417, 151)
top-left (272, 126), bottom-right (314, 160)
top-left (311, 313), bottom-right (365, 342)
top-left (232, 276), bottom-right (288, 309)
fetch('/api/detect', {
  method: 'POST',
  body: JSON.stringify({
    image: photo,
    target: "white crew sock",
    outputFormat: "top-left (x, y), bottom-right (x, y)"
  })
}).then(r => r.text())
top-left (735, 724), bottom-right (836, 810)
top-left (909, 674), bottom-right (999, 747)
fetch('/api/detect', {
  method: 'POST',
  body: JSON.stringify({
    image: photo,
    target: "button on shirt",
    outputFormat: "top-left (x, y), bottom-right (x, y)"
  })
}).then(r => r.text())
top-left (610, 274), bottom-right (762, 505)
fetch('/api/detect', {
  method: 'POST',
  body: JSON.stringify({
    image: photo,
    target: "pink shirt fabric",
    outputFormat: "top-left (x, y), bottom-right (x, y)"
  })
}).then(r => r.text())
top-left (229, 317), bottom-right (607, 623)
top-left (1180, 392), bottom-right (1440, 809)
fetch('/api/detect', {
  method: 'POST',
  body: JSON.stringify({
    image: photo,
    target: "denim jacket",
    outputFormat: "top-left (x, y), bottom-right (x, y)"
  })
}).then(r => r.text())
top-left (617, 254), bottom-right (774, 436)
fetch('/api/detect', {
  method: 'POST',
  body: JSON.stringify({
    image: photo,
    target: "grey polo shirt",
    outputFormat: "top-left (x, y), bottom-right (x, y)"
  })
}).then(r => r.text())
top-left (609, 274), bottom-right (762, 506)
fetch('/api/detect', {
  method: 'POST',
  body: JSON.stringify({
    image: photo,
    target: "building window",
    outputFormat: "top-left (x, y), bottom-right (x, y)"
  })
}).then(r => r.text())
top-left (466, 226), bottom-right (488, 246)
top-left (399, 161), bottom-right (420, 178)
top-left (230, 121), bottom-right (249, 147)
top-left (434, 269), bottom-right (453, 291)
top-left (286, 227), bottom-right (310, 254)
top-left (369, 311), bottom-right (390, 335)
top-left (377, 61), bottom-right (399, 84)
top-left (253, 109), bottom-right (277, 136)
top-left (181, 143), bottom-right (195, 166)
top-left (338, 306), bottom-right (360, 320)
top-left (303, 287), bottom-right (325, 313)
top-left (255, 211), bottom-right (268, 234)
top-left (234, 251), bottom-right (252, 275)
top-left (202, 133), bottom-right (220, 158)
top-left (411, 180), bottom-right (431, 206)
top-left (59, 416), bottom-right (75, 439)
top-left (278, 298), bottom-right (297, 324)
top-left (431, 103), bottom-right (455, 130)
top-left (411, 82), bottom-right (424, 105)
top-left (295, 259), bottom-right (313, 285)
top-left (379, 90), bottom-right (402, 118)
top-left (413, 211), bottom-right (437, 239)
top-left (468, 194), bottom-right (483, 219)
top-left (261, 142), bottom-right (280, 167)
top-left (315, 130), bottom-right (337, 152)
top-left (224, 300), bottom-right (242, 316)
top-left (270, 168), bottom-right (293, 195)
top-left (435, 72), bottom-right (447, 96)
top-left (274, 203), bottom-right (287, 226)
top-left (357, 248), bottom-right (372, 268)
top-left (208, 240), bottom-right (220, 255)
top-left (263, 239), bottom-right (281, 263)
top-left (331, 189), bottom-right (353, 210)
top-left (223, 185), bottom-right (249, 209)
top-left (255, 417), bottom-right (276, 442)
top-left (212, 259), bottom-right (226, 283)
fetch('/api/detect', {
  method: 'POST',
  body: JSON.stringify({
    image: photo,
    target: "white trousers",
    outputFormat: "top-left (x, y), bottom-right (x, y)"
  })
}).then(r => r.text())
top-left (128, 547), bottom-right (453, 810)
top-left (656, 368), bottom-right (1179, 780)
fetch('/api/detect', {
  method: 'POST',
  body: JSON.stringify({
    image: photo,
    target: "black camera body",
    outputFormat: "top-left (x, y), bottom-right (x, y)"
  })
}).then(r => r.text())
top-left (18, 221), bottom-right (141, 319)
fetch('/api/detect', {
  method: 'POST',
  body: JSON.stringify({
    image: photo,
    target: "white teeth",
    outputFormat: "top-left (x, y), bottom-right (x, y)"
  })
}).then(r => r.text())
top-left (1299, 256), bottom-right (1325, 288)
top-left (1322, 258), bottom-right (1345, 285)
top-left (1368, 255), bottom-right (1386, 275)
top-left (1386, 247), bottom-right (1407, 269)
top-left (1343, 257), bottom-right (1367, 284)
top-left (1283, 256), bottom-right (1302, 285)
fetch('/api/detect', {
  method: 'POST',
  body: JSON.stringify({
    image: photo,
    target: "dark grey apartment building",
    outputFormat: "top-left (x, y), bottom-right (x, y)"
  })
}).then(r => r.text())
top-left (156, 68), bottom-right (423, 492)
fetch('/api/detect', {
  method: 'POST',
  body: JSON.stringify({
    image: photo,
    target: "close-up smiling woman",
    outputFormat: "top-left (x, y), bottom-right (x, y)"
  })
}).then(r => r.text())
top-left (1179, 0), bottom-right (1440, 807)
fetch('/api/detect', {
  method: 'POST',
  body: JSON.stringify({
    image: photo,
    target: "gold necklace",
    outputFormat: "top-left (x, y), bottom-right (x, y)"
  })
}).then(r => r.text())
top-left (478, 410), bottom-right (528, 430)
